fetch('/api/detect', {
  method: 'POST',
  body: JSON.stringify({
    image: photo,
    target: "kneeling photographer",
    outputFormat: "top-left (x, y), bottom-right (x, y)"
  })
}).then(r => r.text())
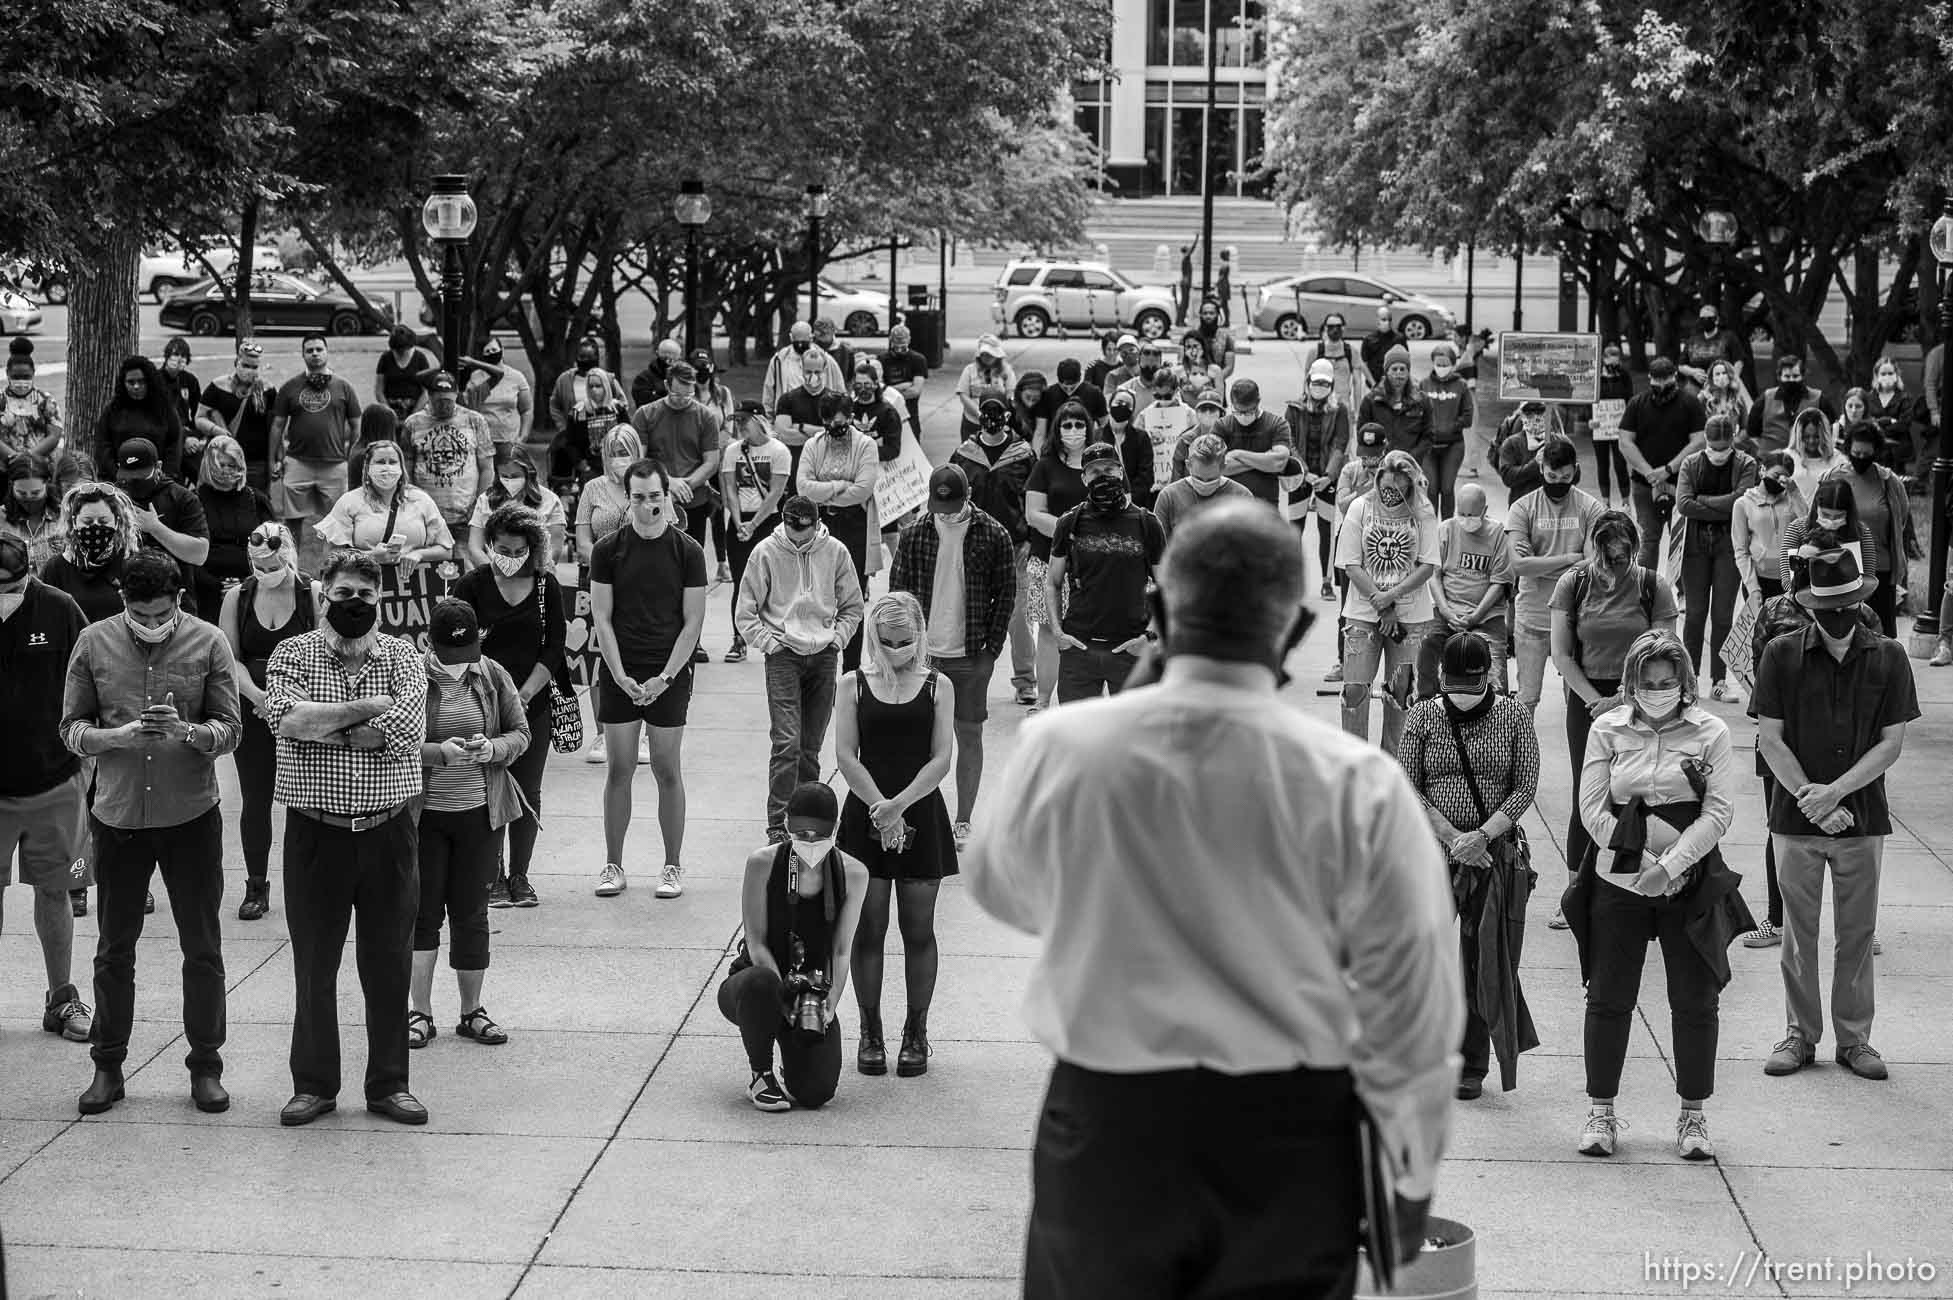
top-left (718, 782), bottom-right (868, 1111)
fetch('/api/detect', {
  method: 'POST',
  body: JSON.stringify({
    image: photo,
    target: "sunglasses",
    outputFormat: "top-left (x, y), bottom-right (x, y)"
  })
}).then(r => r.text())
top-left (248, 529), bottom-right (285, 549)
top-left (1058, 420), bottom-right (1088, 430)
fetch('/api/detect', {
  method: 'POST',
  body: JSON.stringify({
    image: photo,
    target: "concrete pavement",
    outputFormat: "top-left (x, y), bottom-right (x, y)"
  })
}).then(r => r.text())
top-left (3, 341), bottom-right (1951, 1298)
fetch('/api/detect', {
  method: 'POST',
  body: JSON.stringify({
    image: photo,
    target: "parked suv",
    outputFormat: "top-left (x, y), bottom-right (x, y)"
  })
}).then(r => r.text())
top-left (992, 261), bottom-right (1177, 340)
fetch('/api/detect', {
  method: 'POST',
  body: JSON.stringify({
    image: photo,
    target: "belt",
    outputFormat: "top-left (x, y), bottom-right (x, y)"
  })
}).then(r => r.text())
top-left (297, 803), bottom-right (407, 833)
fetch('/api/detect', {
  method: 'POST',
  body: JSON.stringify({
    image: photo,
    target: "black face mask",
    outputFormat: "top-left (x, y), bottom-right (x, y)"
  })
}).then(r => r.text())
top-left (1848, 451), bottom-right (1878, 474)
top-left (1649, 382), bottom-right (1678, 404)
top-left (1699, 318), bottom-right (1718, 335)
top-left (1085, 476), bottom-right (1128, 510)
top-left (1762, 478), bottom-right (1786, 497)
top-left (1779, 381), bottom-right (1807, 402)
top-left (575, 355), bottom-right (596, 373)
top-left (1542, 481), bottom-right (1572, 502)
top-left (792, 341), bottom-right (810, 354)
top-left (1327, 327), bottom-right (1344, 341)
top-left (70, 521), bottom-right (120, 569)
top-left (1812, 607), bottom-right (1860, 640)
top-left (1138, 364), bottom-right (1158, 380)
top-left (119, 476), bottom-right (159, 502)
top-left (325, 595), bottom-right (379, 639)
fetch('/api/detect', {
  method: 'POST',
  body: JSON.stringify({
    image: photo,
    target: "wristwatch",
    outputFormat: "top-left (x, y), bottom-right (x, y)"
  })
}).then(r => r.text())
top-left (656, 673), bottom-right (674, 686)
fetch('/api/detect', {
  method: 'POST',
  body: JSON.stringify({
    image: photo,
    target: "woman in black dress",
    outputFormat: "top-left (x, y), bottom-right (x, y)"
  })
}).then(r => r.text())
top-left (451, 502), bottom-right (567, 908)
top-left (216, 522), bottom-right (317, 920)
top-left (836, 591), bottom-right (956, 1079)
top-left (193, 435), bottom-right (277, 620)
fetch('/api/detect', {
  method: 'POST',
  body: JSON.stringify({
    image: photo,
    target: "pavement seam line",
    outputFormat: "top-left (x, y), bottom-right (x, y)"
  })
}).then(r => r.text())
top-left (503, 922), bottom-right (742, 1299)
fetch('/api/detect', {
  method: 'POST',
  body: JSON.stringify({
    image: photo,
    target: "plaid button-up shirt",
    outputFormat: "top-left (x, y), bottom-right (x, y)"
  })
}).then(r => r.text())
top-left (890, 507), bottom-right (1017, 660)
top-left (262, 630), bottom-right (427, 816)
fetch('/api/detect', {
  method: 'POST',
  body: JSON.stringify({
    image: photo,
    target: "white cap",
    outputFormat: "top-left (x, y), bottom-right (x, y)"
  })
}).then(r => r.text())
top-left (975, 333), bottom-right (1005, 359)
top-left (1116, 332), bottom-right (1139, 348)
top-left (1307, 358), bottom-right (1336, 384)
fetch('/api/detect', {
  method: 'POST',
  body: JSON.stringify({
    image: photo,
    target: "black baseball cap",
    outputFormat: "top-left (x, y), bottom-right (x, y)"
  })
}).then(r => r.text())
top-left (430, 598), bottom-right (480, 647)
top-left (978, 397), bottom-right (1010, 420)
top-left (928, 464), bottom-right (970, 513)
top-left (781, 495), bottom-right (819, 529)
top-left (1439, 632), bottom-right (1493, 689)
top-left (116, 438), bottom-right (159, 474)
top-left (786, 780), bottom-right (839, 825)
top-left (1355, 422), bottom-right (1387, 451)
top-left (687, 348), bottom-right (715, 375)
top-left (1108, 390), bottom-right (1136, 416)
top-left (1080, 442), bottom-right (1122, 470)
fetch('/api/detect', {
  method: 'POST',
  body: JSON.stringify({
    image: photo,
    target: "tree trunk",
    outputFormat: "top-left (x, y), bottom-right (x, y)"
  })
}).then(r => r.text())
top-left (65, 218), bottom-right (143, 468)
top-left (235, 195), bottom-right (262, 340)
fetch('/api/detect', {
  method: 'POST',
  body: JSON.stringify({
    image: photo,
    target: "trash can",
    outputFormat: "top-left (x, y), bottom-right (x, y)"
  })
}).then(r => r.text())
top-left (907, 307), bottom-right (945, 370)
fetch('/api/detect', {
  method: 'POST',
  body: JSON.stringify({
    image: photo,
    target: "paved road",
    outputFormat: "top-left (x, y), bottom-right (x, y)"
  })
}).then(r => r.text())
top-left (2, 339), bottom-right (1950, 1298)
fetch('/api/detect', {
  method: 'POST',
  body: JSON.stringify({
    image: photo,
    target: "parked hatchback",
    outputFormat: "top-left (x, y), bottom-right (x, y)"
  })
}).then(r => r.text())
top-left (992, 261), bottom-right (1177, 340)
top-left (1252, 273), bottom-right (1455, 341)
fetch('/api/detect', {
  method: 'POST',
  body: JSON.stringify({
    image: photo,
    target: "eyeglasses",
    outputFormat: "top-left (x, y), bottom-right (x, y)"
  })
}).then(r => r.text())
top-left (1058, 420), bottom-right (1088, 430)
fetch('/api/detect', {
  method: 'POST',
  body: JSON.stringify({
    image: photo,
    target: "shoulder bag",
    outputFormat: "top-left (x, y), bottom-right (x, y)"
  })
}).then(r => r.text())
top-left (537, 575), bottom-right (584, 753)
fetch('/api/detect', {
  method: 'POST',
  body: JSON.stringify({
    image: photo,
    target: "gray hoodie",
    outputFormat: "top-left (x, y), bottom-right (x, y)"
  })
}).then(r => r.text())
top-left (733, 522), bottom-right (865, 656)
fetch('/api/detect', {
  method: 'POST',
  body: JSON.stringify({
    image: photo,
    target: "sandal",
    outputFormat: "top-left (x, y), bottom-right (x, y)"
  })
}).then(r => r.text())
top-left (456, 1006), bottom-right (508, 1046)
top-left (407, 1010), bottom-right (436, 1049)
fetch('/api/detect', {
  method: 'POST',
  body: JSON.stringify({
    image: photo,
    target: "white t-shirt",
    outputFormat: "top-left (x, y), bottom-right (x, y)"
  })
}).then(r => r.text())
top-left (725, 437), bottom-right (794, 518)
top-left (465, 369), bottom-right (531, 444)
top-left (1334, 494), bottom-right (1440, 624)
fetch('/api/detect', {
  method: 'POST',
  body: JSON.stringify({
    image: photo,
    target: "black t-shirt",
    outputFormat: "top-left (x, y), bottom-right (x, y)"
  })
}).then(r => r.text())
top-left (1618, 390), bottom-right (1707, 477)
top-left (127, 479), bottom-right (209, 552)
top-left (1051, 504), bottom-right (1164, 644)
top-left (1025, 458), bottom-right (1087, 562)
top-left (40, 553), bottom-right (131, 624)
top-left (777, 388), bottom-right (838, 435)
top-left (0, 580), bottom-right (87, 797)
top-left (376, 348), bottom-right (437, 410)
top-left (200, 379), bottom-right (274, 463)
top-left (1037, 383), bottom-right (1109, 428)
top-left (588, 523), bottom-right (708, 674)
top-left (453, 565), bottom-right (568, 690)
top-left (167, 369), bottom-right (200, 426)
top-left (196, 483), bottom-right (276, 580)
top-left (880, 348), bottom-right (929, 389)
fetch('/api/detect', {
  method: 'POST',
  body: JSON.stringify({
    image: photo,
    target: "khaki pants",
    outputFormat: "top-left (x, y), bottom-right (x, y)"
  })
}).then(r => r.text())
top-left (1773, 833), bottom-right (1882, 1049)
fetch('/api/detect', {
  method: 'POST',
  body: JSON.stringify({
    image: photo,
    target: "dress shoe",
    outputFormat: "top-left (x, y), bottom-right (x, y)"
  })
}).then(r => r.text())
top-left (1455, 1076), bottom-right (1484, 1101)
top-left (367, 1091), bottom-right (429, 1125)
top-left (78, 1069), bottom-right (125, 1116)
top-left (191, 1074), bottom-right (230, 1113)
top-left (280, 1093), bottom-right (337, 1126)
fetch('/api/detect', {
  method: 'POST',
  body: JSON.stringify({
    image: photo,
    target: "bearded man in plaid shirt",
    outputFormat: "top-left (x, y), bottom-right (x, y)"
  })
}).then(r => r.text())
top-left (261, 551), bottom-right (431, 1128)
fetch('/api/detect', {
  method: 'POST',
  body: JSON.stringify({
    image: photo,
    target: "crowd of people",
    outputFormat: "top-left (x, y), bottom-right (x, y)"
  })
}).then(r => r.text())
top-left (0, 296), bottom-right (1935, 1157)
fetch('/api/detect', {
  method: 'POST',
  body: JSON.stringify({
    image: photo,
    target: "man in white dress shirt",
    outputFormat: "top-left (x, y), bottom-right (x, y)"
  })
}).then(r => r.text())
top-left (966, 500), bottom-right (1462, 1299)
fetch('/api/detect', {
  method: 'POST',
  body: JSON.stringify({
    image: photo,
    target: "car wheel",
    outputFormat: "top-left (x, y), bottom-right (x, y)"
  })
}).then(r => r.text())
top-left (188, 311), bottom-right (224, 337)
top-left (41, 279), bottom-right (68, 306)
top-left (1013, 308), bottom-right (1050, 339)
top-left (844, 310), bottom-right (879, 337)
top-left (328, 310), bottom-right (363, 337)
top-left (1134, 309), bottom-right (1170, 340)
top-left (1276, 314), bottom-right (1307, 341)
top-left (1398, 315), bottom-right (1432, 341)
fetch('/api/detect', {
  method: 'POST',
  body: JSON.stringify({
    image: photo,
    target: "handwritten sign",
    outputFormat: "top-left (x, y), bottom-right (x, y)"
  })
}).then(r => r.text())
top-left (1591, 397), bottom-right (1626, 439)
top-left (1498, 332), bottom-right (1601, 404)
top-left (560, 565), bottom-right (602, 687)
top-left (874, 427), bottom-right (933, 524)
top-left (375, 564), bottom-right (456, 650)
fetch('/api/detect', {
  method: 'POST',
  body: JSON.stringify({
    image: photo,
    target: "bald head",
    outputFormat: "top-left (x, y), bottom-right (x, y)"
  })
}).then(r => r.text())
top-left (656, 339), bottom-right (682, 363)
top-left (789, 322), bottom-right (813, 344)
top-left (1454, 482), bottom-right (1487, 518)
top-left (1160, 500), bottom-right (1307, 665)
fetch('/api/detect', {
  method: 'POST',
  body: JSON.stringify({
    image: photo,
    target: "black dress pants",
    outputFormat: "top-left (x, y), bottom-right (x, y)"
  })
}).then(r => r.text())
top-left (285, 808), bottom-right (418, 1101)
top-left (1024, 1061), bottom-right (1362, 1300)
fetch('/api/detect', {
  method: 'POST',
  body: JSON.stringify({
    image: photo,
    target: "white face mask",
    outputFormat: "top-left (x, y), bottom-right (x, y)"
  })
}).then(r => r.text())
top-left (433, 658), bottom-right (471, 680)
top-left (1444, 690), bottom-right (1488, 711)
top-left (369, 465), bottom-right (402, 491)
top-left (254, 564), bottom-right (293, 588)
top-left (1705, 447), bottom-right (1733, 466)
top-left (1635, 686), bottom-right (1682, 719)
top-left (497, 477), bottom-right (527, 498)
top-left (1187, 474), bottom-right (1226, 496)
top-left (792, 835), bottom-right (835, 869)
top-left (1455, 514), bottom-right (1485, 533)
top-left (126, 612), bottom-right (178, 644)
top-left (1432, 364), bottom-right (1454, 381)
top-left (1059, 427), bottom-right (1087, 451)
top-left (489, 550), bottom-right (529, 577)
top-left (608, 456), bottom-right (634, 481)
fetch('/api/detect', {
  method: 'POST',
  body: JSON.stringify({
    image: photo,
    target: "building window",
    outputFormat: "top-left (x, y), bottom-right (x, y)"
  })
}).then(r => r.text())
top-left (1171, 0), bottom-right (1206, 66)
top-left (1147, 0), bottom-right (1173, 66)
top-left (1143, 106), bottom-right (1168, 196)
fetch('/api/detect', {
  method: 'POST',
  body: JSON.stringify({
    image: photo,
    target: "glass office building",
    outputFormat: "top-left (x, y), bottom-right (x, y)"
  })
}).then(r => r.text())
top-left (1073, 0), bottom-right (1271, 198)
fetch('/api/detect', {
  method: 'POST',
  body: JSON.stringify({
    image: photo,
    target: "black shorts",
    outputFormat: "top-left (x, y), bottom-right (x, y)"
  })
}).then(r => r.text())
top-left (596, 662), bottom-right (695, 729)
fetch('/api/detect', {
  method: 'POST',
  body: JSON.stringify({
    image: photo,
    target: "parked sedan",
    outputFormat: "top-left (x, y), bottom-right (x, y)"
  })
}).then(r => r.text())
top-left (158, 272), bottom-right (392, 337)
top-left (1251, 273), bottom-right (1455, 341)
top-left (139, 244), bottom-right (284, 303)
top-left (0, 286), bottom-right (43, 335)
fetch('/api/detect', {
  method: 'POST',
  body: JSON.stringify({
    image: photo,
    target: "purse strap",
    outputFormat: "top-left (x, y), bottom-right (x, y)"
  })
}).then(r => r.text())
top-left (1443, 707), bottom-right (1493, 828)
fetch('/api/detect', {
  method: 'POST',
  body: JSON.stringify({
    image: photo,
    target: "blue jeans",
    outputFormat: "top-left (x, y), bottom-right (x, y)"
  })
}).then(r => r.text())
top-left (764, 648), bottom-right (839, 831)
top-left (1341, 618), bottom-right (1440, 755)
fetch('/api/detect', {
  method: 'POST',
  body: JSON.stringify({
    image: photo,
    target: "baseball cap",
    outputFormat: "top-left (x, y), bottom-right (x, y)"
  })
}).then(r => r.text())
top-left (687, 348), bottom-right (715, 375)
top-left (1519, 399), bottom-right (1548, 414)
top-left (1080, 442), bottom-right (1122, 470)
top-left (1307, 358), bottom-right (1336, 385)
top-left (117, 438), bottom-right (159, 475)
top-left (928, 464), bottom-right (970, 513)
top-left (976, 333), bottom-right (1006, 359)
top-left (734, 398), bottom-right (765, 416)
top-left (978, 396), bottom-right (1010, 420)
top-left (430, 598), bottom-right (480, 648)
top-left (1116, 332), bottom-right (1139, 349)
top-left (1439, 631), bottom-right (1493, 689)
top-left (786, 780), bottom-right (839, 826)
top-left (1195, 388), bottom-right (1225, 411)
top-left (780, 495), bottom-right (819, 529)
top-left (1355, 422), bottom-right (1387, 451)
top-left (429, 371), bottom-right (458, 393)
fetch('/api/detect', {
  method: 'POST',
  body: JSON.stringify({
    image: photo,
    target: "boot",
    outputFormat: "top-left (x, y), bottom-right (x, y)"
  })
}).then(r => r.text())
top-left (78, 1068), bottom-right (125, 1116)
top-left (897, 1009), bottom-right (931, 1077)
top-left (237, 878), bottom-right (270, 921)
top-left (857, 1008), bottom-right (887, 1076)
top-left (1931, 637), bottom-right (1952, 668)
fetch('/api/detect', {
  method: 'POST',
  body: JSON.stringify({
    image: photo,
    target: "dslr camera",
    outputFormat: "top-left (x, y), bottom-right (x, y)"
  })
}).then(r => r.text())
top-left (785, 939), bottom-right (830, 1040)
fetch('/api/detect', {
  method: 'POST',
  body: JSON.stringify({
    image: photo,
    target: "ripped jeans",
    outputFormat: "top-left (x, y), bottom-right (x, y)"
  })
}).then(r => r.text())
top-left (1340, 617), bottom-right (1441, 757)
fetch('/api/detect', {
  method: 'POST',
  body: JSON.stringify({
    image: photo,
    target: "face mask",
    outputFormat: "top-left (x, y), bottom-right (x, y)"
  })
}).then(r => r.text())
top-left (1444, 689), bottom-right (1492, 718)
top-left (1649, 382), bottom-right (1678, 404)
top-left (1816, 513), bottom-right (1848, 532)
top-left (1059, 427), bottom-right (1087, 451)
top-left (325, 595), bottom-right (379, 639)
top-left (1705, 447), bottom-right (1733, 466)
top-left (980, 421), bottom-right (1010, 444)
top-left (632, 501), bottom-right (665, 529)
top-left (368, 465), bottom-right (402, 492)
top-left (1327, 327), bottom-right (1344, 340)
top-left (497, 477), bottom-right (527, 499)
top-left (255, 563), bottom-right (293, 588)
top-left (6, 379), bottom-right (32, 397)
top-left (1138, 363), bottom-right (1158, 380)
top-left (1699, 318), bottom-right (1718, 334)
top-left (1875, 373), bottom-right (1897, 391)
top-left (1762, 477), bottom-right (1786, 497)
top-left (433, 658), bottom-right (472, 680)
top-left (304, 370), bottom-right (331, 390)
top-left (1232, 408), bottom-right (1259, 424)
top-left (792, 340), bottom-right (810, 354)
top-left (1376, 485), bottom-right (1407, 509)
top-left (126, 612), bottom-right (178, 644)
top-left (1456, 514), bottom-right (1485, 533)
top-left (1187, 474), bottom-right (1226, 497)
top-left (490, 550), bottom-right (529, 577)
top-left (792, 834), bottom-right (835, 869)
top-left (1542, 481), bottom-right (1572, 502)
top-left (1307, 382), bottom-right (1331, 401)
top-left (1635, 686), bottom-right (1682, 719)
top-left (1813, 607), bottom-right (1860, 640)
top-left (876, 629), bottom-right (921, 668)
top-left (608, 456), bottom-right (634, 481)
top-left (1602, 359), bottom-right (1622, 374)
top-left (575, 355), bottom-right (597, 373)
top-left (1086, 476), bottom-right (1128, 510)
top-left (70, 521), bottom-right (119, 568)
top-left (1779, 381), bottom-right (1806, 400)
top-left (120, 476), bottom-right (158, 501)
top-left (1848, 452), bottom-right (1877, 474)
top-left (1432, 364), bottom-right (1454, 381)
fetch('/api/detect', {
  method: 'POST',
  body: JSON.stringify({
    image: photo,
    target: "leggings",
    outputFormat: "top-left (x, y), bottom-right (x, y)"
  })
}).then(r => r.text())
top-left (1593, 440), bottom-right (1630, 500)
top-left (709, 505), bottom-right (728, 567)
top-left (1429, 442), bottom-right (1466, 518)
top-left (503, 691), bottom-right (551, 879)
top-left (1680, 543), bottom-right (1740, 681)
top-left (1868, 573), bottom-right (1897, 638)
top-left (1584, 881), bottom-right (1720, 1101)
top-left (415, 806), bottom-right (496, 970)
top-left (1759, 771), bottom-right (1783, 928)
top-left (716, 964), bottom-right (841, 1107)
top-left (233, 709), bottom-right (278, 882)
top-left (1563, 677), bottom-right (1619, 874)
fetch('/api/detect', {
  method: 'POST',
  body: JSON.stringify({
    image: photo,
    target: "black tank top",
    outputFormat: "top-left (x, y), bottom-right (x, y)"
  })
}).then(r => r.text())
top-left (238, 573), bottom-right (316, 686)
top-left (762, 842), bottom-right (843, 977)
top-left (854, 671), bottom-right (940, 798)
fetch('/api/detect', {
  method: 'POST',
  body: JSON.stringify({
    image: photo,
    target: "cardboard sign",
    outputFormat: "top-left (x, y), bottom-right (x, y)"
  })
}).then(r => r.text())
top-left (874, 427), bottom-right (933, 523)
top-left (1591, 397), bottom-right (1626, 439)
top-left (374, 563), bottom-right (456, 650)
top-left (1497, 332), bottom-right (1601, 404)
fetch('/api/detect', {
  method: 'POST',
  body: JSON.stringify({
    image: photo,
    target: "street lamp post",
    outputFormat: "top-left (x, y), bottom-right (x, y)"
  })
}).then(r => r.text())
top-left (1579, 204), bottom-right (1619, 336)
top-left (1917, 198), bottom-right (1953, 640)
top-left (1698, 209), bottom-right (1738, 329)
top-left (421, 174), bottom-right (477, 374)
top-left (804, 184), bottom-right (829, 327)
top-left (674, 178), bottom-right (712, 354)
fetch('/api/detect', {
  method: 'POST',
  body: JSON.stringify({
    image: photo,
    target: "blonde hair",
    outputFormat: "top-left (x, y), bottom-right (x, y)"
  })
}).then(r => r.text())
top-left (1621, 628), bottom-right (1696, 714)
top-left (600, 426), bottom-right (644, 479)
top-left (59, 481), bottom-right (142, 557)
top-left (1376, 449), bottom-right (1431, 508)
top-left (862, 591), bottom-right (928, 680)
top-left (199, 434), bottom-right (247, 489)
top-left (247, 520), bottom-right (300, 577)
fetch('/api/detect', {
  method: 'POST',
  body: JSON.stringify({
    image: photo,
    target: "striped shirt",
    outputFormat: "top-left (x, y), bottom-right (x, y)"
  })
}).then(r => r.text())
top-left (263, 630), bottom-right (427, 816)
top-left (423, 669), bottom-right (488, 812)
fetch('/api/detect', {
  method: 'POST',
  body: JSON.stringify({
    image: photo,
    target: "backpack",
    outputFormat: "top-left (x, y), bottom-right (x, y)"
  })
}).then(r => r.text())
top-left (1564, 564), bottom-right (1658, 672)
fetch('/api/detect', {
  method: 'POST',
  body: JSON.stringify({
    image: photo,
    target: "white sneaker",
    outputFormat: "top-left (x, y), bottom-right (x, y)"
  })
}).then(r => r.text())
top-left (1578, 1108), bottom-right (1623, 1157)
top-left (595, 864), bottom-right (626, 897)
top-left (655, 864), bottom-right (684, 899)
top-left (1676, 1110), bottom-right (1714, 1161)
top-left (583, 738), bottom-right (606, 765)
top-left (1547, 906), bottom-right (1570, 931)
top-left (1710, 680), bottom-right (1741, 704)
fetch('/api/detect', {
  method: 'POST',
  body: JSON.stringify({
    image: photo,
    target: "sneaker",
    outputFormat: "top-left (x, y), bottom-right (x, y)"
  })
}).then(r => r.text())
top-left (748, 1070), bottom-right (791, 1112)
top-left (655, 864), bottom-right (684, 899)
top-left (42, 985), bottom-right (92, 1042)
top-left (1930, 639), bottom-right (1952, 668)
top-left (1741, 922), bottom-right (1781, 948)
top-left (583, 738), bottom-right (607, 765)
top-left (595, 864), bottom-right (627, 897)
top-left (1578, 1108), bottom-right (1623, 1157)
top-left (487, 875), bottom-right (512, 909)
top-left (952, 822), bottom-right (973, 852)
top-left (1872, 937), bottom-right (1883, 956)
top-left (716, 561), bottom-right (733, 585)
top-left (637, 736), bottom-right (650, 765)
top-left (1764, 1032), bottom-right (1815, 1076)
top-left (1547, 906), bottom-right (1570, 931)
top-left (1320, 581), bottom-right (1335, 600)
top-left (507, 874), bottom-right (539, 908)
top-left (723, 639), bottom-right (747, 664)
top-left (1323, 663), bottom-right (1344, 684)
top-left (692, 646), bottom-right (710, 665)
top-left (1835, 1044), bottom-right (1889, 1080)
top-left (1676, 1110), bottom-right (1714, 1160)
top-left (1015, 685), bottom-right (1037, 706)
top-left (1710, 680), bottom-right (1739, 703)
